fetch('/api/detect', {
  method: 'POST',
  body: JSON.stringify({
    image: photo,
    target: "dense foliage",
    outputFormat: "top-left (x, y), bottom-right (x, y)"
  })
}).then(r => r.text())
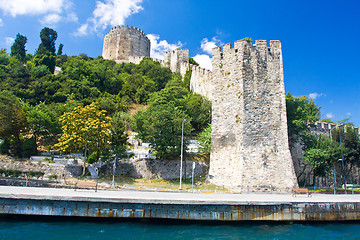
top-left (133, 76), bottom-right (211, 158)
top-left (0, 28), bottom-right (211, 161)
top-left (54, 103), bottom-right (112, 173)
top-left (197, 124), bottom-right (212, 155)
top-left (285, 93), bottom-right (320, 147)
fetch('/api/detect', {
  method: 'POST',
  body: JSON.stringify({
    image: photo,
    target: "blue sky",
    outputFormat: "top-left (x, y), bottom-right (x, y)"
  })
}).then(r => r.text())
top-left (0, 0), bottom-right (359, 126)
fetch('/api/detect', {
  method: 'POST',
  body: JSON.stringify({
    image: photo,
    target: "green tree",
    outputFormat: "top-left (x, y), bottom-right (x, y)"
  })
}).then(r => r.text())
top-left (57, 43), bottom-right (64, 56)
top-left (285, 93), bottom-right (320, 146)
top-left (197, 124), bottom-right (211, 155)
top-left (0, 91), bottom-right (28, 156)
top-left (36, 27), bottom-right (57, 55)
top-left (184, 93), bottom-right (211, 132)
top-left (332, 126), bottom-right (360, 179)
top-left (54, 102), bottom-right (112, 174)
top-left (183, 68), bottom-right (192, 90)
top-left (35, 27), bottom-right (58, 73)
top-left (23, 102), bottom-right (60, 153)
top-left (10, 33), bottom-right (27, 62)
top-left (189, 57), bottom-right (199, 66)
top-left (133, 103), bottom-right (193, 159)
top-left (303, 134), bottom-right (340, 183)
top-left (111, 111), bottom-right (129, 158)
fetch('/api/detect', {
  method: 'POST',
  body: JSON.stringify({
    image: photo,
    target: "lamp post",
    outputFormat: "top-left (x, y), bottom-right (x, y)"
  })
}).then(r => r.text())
top-left (338, 125), bottom-right (347, 194)
top-left (330, 128), bottom-right (336, 194)
top-left (179, 119), bottom-right (186, 190)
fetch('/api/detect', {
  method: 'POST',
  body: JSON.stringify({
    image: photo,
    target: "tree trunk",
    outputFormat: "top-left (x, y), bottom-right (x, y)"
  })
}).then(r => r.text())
top-left (82, 146), bottom-right (88, 175)
top-left (296, 163), bottom-right (308, 182)
top-left (14, 134), bottom-right (22, 157)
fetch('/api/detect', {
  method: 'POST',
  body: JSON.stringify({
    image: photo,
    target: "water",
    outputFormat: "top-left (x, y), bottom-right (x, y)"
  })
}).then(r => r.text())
top-left (0, 217), bottom-right (359, 240)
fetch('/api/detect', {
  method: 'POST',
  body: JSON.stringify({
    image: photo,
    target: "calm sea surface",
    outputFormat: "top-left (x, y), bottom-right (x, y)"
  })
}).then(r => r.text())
top-left (0, 217), bottom-right (359, 240)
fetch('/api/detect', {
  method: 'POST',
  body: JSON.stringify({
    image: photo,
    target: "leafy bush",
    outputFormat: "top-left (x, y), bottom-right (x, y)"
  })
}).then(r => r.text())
top-left (21, 137), bottom-right (37, 157)
top-left (49, 174), bottom-right (57, 179)
top-left (0, 139), bottom-right (10, 154)
top-left (0, 169), bottom-right (44, 178)
top-left (28, 171), bottom-right (45, 179)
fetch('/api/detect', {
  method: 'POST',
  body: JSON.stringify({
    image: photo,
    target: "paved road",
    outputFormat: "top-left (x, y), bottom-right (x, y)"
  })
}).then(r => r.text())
top-left (1, 186), bottom-right (360, 204)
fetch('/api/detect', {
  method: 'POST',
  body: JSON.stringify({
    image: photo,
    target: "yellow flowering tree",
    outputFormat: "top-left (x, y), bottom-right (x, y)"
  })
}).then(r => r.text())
top-left (54, 102), bottom-right (112, 174)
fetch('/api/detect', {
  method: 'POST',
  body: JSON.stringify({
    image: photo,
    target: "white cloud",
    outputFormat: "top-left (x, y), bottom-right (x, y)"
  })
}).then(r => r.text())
top-left (194, 54), bottom-right (212, 70)
top-left (66, 12), bottom-right (78, 22)
top-left (147, 34), bottom-right (182, 59)
top-left (75, 23), bottom-right (89, 37)
top-left (0, 18), bottom-right (3, 27)
top-left (190, 37), bottom-right (222, 70)
top-left (0, 0), bottom-right (77, 27)
top-left (5, 37), bottom-right (14, 47)
top-left (347, 112), bottom-right (352, 117)
top-left (0, 0), bottom-right (69, 17)
top-left (76, 0), bottom-right (143, 36)
top-left (200, 37), bottom-right (222, 55)
top-left (40, 13), bottom-right (62, 26)
top-left (308, 92), bottom-right (326, 100)
top-left (326, 113), bottom-right (334, 119)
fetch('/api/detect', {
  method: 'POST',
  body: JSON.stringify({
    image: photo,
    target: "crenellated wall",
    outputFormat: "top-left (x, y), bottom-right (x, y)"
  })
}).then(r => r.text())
top-left (208, 39), bottom-right (298, 192)
top-left (161, 48), bottom-right (213, 100)
top-left (188, 64), bottom-right (213, 100)
top-left (102, 25), bottom-right (150, 63)
top-left (164, 48), bottom-right (189, 73)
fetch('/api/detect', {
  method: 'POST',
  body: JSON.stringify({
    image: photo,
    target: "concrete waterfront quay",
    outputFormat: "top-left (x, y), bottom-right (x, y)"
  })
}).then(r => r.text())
top-left (1, 186), bottom-right (360, 221)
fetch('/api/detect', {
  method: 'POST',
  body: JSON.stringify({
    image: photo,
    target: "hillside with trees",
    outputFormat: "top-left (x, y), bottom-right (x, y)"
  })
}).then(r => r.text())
top-left (0, 28), bottom-right (359, 185)
top-left (0, 27), bottom-right (211, 162)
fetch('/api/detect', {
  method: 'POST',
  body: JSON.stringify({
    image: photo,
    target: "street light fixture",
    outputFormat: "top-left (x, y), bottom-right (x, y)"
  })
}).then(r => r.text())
top-left (179, 119), bottom-right (186, 190)
top-left (330, 128), bottom-right (337, 195)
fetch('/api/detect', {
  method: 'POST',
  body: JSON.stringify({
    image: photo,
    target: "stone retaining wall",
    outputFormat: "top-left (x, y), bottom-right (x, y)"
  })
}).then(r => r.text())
top-left (0, 155), bottom-right (82, 178)
top-left (101, 158), bottom-right (209, 180)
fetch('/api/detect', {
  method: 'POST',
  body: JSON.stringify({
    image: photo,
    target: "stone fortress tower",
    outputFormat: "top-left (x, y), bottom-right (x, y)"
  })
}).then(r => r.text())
top-left (102, 25), bottom-right (150, 63)
top-left (208, 40), bottom-right (298, 192)
top-left (102, 26), bottom-right (299, 192)
top-left (164, 48), bottom-right (189, 73)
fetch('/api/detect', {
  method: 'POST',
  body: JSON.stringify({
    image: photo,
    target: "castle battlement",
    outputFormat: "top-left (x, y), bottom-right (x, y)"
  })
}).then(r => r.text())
top-left (191, 64), bottom-right (212, 76)
top-left (106, 25), bottom-right (147, 37)
top-left (311, 121), bottom-right (360, 136)
top-left (212, 39), bottom-right (282, 58)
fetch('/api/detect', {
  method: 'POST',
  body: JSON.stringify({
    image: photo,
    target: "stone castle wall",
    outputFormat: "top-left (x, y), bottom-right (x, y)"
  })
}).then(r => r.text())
top-left (102, 25), bottom-right (150, 63)
top-left (163, 49), bottom-right (213, 100)
top-left (102, 26), bottom-right (213, 100)
top-left (102, 27), bottom-right (299, 192)
top-left (0, 155), bottom-right (82, 179)
top-left (100, 159), bottom-right (208, 180)
top-left (188, 64), bottom-right (213, 100)
top-left (291, 122), bottom-right (360, 186)
top-left (208, 39), bottom-right (298, 192)
top-left (164, 48), bottom-right (189, 73)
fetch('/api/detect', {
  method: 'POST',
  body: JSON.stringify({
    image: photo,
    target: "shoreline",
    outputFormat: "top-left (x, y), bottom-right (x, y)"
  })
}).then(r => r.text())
top-left (1, 186), bottom-right (360, 221)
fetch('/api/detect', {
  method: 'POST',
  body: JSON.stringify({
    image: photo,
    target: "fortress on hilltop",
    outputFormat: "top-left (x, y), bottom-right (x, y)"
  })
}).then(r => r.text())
top-left (102, 26), bottom-right (298, 192)
top-left (102, 25), bottom-right (150, 63)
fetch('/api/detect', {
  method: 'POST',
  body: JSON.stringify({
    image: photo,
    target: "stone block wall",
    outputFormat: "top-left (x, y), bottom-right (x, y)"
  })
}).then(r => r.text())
top-left (0, 156), bottom-right (82, 178)
top-left (164, 48), bottom-right (189, 73)
top-left (102, 25), bottom-right (150, 63)
top-left (208, 39), bottom-right (298, 192)
top-left (162, 48), bottom-right (213, 100)
top-left (189, 64), bottom-right (213, 100)
top-left (101, 159), bottom-right (208, 180)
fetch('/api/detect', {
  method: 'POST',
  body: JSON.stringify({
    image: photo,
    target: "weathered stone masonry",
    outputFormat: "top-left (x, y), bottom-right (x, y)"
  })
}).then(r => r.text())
top-left (208, 40), bottom-right (298, 192)
top-left (102, 26), bottom-right (298, 192)
top-left (102, 25), bottom-right (150, 63)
